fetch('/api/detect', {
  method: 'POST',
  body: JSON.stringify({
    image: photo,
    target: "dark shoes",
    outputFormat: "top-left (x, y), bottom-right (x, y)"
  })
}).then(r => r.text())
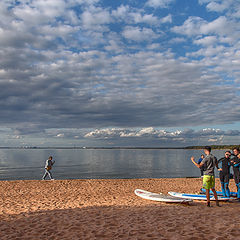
top-left (207, 201), bottom-right (221, 207)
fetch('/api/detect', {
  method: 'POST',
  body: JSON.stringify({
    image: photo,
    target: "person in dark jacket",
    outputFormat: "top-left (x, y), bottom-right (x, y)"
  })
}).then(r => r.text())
top-left (218, 151), bottom-right (231, 197)
top-left (230, 148), bottom-right (240, 200)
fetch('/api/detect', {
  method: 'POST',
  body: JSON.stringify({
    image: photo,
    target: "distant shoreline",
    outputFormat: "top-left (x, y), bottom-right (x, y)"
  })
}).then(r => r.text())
top-left (0, 145), bottom-right (239, 150)
top-left (0, 147), bottom-right (184, 149)
top-left (185, 145), bottom-right (240, 150)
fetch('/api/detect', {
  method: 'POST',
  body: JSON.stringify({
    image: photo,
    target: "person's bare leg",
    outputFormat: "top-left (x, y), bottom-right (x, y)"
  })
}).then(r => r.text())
top-left (212, 188), bottom-right (220, 206)
top-left (206, 189), bottom-right (210, 207)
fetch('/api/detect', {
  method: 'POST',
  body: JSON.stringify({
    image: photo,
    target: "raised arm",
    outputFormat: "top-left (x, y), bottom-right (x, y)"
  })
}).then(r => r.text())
top-left (191, 156), bottom-right (204, 168)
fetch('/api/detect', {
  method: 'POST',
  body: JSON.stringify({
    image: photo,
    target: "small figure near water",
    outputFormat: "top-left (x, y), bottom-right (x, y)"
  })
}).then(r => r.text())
top-left (42, 156), bottom-right (55, 180)
top-left (197, 154), bottom-right (205, 177)
top-left (218, 151), bottom-right (231, 197)
top-left (191, 146), bottom-right (220, 207)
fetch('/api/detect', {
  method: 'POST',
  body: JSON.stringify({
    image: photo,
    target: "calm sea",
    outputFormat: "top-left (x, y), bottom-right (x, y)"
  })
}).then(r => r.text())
top-left (0, 148), bottom-right (227, 181)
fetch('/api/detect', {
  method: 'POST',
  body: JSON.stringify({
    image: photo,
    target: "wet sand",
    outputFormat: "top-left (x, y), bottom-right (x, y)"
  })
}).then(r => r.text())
top-left (0, 178), bottom-right (240, 240)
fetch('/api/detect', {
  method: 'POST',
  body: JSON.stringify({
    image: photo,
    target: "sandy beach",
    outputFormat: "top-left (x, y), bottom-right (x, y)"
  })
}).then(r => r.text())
top-left (0, 178), bottom-right (240, 240)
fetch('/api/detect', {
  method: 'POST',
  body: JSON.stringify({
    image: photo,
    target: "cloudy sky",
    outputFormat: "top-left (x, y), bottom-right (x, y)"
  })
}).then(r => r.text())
top-left (0, 0), bottom-right (240, 147)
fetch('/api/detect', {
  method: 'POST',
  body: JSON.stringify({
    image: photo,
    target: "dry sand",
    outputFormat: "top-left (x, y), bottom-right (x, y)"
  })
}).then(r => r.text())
top-left (0, 178), bottom-right (240, 240)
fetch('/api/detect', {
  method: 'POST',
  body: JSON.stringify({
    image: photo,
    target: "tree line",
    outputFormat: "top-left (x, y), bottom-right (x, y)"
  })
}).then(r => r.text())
top-left (185, 145), bottom-right (240, 150)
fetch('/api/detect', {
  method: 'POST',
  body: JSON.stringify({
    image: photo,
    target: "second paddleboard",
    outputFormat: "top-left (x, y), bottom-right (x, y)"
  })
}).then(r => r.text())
top-left (168, 191), bottom-right (231, 201)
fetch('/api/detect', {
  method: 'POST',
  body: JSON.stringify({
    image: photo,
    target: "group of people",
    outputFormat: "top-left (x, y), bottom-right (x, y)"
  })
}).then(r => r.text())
top-left (41, 148), bottom-right (240, 207)
top-left (191, 146), bottom-right (240, 207)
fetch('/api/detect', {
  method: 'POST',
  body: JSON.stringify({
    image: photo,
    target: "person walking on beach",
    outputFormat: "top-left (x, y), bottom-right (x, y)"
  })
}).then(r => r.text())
top-left (197, 154), bottom-right (205, 177)
top-left (218, 151), bottom-right (231, 197)
top-left (191, 146), bottom-right (220, 207)
top-left (230, 148), bottom-right (240, 200)
top-left (42, 156), bottom-right (55, 180)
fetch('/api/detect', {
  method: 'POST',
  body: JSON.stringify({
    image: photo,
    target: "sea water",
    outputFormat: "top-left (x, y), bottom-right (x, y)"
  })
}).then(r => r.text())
top-left (0, 148), bottom-right (227, 180)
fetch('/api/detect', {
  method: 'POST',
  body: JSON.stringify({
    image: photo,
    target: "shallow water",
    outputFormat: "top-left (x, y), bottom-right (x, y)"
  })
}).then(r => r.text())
top-left (0, 148), bottom-right (227, 180)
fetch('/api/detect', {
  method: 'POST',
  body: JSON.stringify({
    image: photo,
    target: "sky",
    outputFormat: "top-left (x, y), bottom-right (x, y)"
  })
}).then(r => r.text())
top-left (0, 0), bottom-right (240, 147)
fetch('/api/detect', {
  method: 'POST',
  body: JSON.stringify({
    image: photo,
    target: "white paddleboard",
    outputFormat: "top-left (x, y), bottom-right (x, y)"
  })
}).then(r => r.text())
top-left (135, 189), bottom-right (192, 203)
top-left (168, 192), bottom-right (232, 201)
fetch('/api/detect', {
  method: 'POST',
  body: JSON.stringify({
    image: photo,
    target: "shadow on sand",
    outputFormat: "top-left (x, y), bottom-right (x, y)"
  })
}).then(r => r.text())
top-left (1, 201), bottom-right (240, 240)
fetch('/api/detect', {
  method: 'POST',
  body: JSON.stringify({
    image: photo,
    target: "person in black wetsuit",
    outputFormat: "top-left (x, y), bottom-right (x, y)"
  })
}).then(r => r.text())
top-left (230, 148), bottom-right (240, 200)
top-left (218, 151), bottom-right (231, 197)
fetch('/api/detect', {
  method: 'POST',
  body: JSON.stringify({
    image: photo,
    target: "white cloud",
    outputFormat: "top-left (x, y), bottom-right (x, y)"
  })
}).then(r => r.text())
top-left (84, 128), bottom-right (162, 139)
top-left (137, 127), bottom-right (156, 136)
top-left (161, 14), bottom-right (172, 23)
top-left (122, 26), bottom-right (159, 41)
top-left (39, 25), bottom-right (79, 39)
top-left (81, 6), bottom-right (112, 29)
top-left (188, 45), bottom-right (225, 57)
top-left (111, 5), bottom-right (130, 19)
top-left (172, 16), bottom-right (232, 37)
top-left (201, 128), bottom-right (223, 135)
top-left (56, 133), bottom-right (64, 138)
top-left (131, 12), bottom-right (159, 25)
top-left (200, 16), bottom-right (230, 35)
top-left (146, 43), bottom-right (161, 49)
top-left (206, 2), bottom-right (228, 12)
top-left (84, 127), bottom-right (240, 146)
top-left (112, 5), bottom-right (160, 25)
top-left (199, 0), bottom-right (234, 13)
top-left (84, 128), bottom-right (122, 139)
top-left (233, 7), bottom-right (240, 18)
top-left (169, 37), bottom-right (187, 44)
top-left (172, 16), bottom-right (207, 36)
top-left (104, 39), bottom-right (124, 53)
top-left (208, 138), bottom-right (218, 142)
top-left (13, 0), bottom-right (67, 25)
top-left (146, 0), bottom-right (175, 8)
top-left (194, 36), bottom-right (217, 46)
